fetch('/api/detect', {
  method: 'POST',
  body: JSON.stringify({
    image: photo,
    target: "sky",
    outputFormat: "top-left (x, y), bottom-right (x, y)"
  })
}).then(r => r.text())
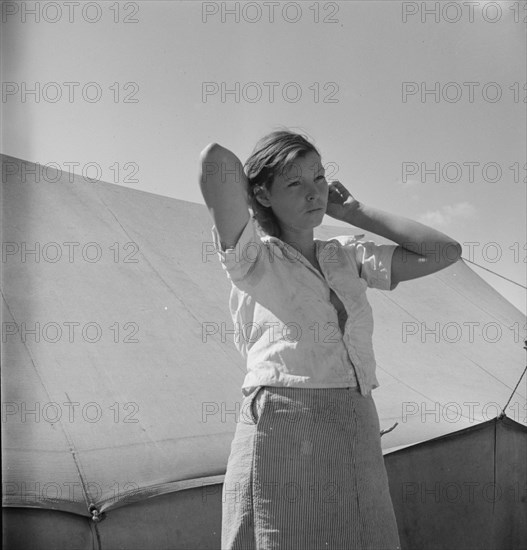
top-left (2, 0), bottom-right (526, 315)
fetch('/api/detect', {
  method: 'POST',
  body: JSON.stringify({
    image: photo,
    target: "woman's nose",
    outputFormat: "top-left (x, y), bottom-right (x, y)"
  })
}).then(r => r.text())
top-left (306, 183), bottom-right (318, 201)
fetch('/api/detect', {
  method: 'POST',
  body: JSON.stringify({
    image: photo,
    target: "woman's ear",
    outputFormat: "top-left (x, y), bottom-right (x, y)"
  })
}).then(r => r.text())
top-left (253, 185), bottom-right (272, 208)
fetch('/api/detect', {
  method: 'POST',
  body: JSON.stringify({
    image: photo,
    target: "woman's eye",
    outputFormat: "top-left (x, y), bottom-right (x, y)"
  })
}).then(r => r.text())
top-left (288, 181), bottom-right (300, 187)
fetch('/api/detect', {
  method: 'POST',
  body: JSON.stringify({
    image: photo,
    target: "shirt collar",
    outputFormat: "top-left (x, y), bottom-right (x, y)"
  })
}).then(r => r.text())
top-left (261, 234), bottom-right (322, 263)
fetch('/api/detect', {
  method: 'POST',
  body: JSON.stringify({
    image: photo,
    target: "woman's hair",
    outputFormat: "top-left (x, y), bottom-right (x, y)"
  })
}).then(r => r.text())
top-left (244, 129), bottom-right (321, 238)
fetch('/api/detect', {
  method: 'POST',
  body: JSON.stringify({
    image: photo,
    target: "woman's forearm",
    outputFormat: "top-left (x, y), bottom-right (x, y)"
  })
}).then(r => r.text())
top-left (345, 203), bottom-right (462, 259)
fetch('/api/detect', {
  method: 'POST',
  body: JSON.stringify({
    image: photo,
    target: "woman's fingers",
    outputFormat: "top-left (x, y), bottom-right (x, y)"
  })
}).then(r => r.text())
top-left (329, 181), bottom-right (358, 206)
top-left (329, 180), bottom-right (349, 196)
top-left (328, 180), bottom-right (342, 193)
top-left (329, 180), bottom-right (348, 195)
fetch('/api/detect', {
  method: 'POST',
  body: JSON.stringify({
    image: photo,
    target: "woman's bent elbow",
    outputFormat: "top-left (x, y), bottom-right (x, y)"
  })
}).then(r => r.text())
top-left (449, 242), bottom-right (463, 262)
top-left (200, 142), bottom-right (222, 160)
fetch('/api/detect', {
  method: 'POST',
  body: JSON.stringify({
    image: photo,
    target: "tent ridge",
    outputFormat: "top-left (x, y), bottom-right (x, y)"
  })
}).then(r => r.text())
top-left (385, 414), bottom-right (526, 457)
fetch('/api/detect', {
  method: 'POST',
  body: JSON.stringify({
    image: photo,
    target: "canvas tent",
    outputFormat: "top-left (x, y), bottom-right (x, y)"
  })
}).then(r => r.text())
top-left (2, 154), bottom-right (526, 549)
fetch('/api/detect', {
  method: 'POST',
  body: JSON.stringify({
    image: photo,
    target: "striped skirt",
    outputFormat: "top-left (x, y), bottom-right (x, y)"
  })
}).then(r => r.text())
top-left (221, 386), bottom-right (401, 550)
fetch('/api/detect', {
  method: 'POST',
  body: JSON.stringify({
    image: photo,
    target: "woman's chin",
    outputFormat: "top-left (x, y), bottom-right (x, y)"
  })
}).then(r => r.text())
top-left (310, 210), bottom-right (326, 224)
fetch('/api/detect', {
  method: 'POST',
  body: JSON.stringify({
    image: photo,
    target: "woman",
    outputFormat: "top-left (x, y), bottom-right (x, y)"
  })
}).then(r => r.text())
top-left (199, 130), bottom-right (462, 550)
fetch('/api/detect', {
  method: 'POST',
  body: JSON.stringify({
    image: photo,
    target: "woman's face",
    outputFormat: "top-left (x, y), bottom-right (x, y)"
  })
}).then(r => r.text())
top-left (258, 151), bottom-right (328, 233)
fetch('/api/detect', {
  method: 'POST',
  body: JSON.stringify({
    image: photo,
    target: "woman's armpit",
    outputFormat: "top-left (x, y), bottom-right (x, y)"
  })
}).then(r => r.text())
top-left (210, 216), bottom-right (264, 282)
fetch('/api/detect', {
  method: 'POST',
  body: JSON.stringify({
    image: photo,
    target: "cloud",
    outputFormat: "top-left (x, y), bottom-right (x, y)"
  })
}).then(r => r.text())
top-left (417, 202), bottom-right (476, 227)
top-left (395, 177), bottom-right (420, 188)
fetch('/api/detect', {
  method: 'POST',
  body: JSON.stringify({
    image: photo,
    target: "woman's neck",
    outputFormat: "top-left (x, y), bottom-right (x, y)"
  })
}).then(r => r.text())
top-left (279, 228), bottom-right (316, 262)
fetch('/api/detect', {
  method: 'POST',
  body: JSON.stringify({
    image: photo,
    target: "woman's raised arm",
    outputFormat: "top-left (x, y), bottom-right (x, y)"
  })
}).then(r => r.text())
top-left (199, 143), bottom-right (250, 251)
top-left (326, 179), bottom-right (463, 287)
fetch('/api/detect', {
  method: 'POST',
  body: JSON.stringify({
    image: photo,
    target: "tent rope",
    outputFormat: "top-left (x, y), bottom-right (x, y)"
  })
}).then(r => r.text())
top-left (462, 257), bottom-right (527, 289)
top-left (380, 422), bottom-right (399, 437)
top-left (500, 339), bottom-right (527, 417)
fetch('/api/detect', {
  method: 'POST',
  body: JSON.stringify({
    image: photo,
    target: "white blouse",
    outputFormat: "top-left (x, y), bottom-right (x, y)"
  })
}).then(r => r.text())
top-left (211, 216), bottom-right (399, 397)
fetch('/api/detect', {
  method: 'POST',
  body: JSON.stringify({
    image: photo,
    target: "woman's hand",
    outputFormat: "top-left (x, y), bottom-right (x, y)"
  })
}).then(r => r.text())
top-left (325, 180), bottom-right (362, 223)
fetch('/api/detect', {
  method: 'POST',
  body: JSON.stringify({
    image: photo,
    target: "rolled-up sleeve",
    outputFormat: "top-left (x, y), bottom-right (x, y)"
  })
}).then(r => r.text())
top-left (211, 216), bottom-right (262, 283)
top-left (354, 240), bottom-right (399, 291)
